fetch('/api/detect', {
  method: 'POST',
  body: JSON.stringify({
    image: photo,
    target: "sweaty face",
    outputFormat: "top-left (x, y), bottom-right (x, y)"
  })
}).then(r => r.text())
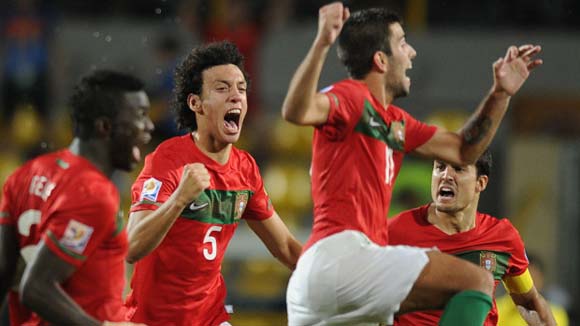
top-left (431, 161), bottom-right (482, 214)
top-left (196, 64), bottom-right (247, 146)
top-left (385, 23), bottom-right (416, 99)
top-left (111, 91), bottom-right (154, 171)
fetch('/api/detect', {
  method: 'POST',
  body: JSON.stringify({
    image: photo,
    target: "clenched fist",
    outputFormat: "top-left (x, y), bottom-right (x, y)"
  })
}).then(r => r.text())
top-left (174, 163), bottom-right (211, 207)
top-left (316, 2), bottom-right (350, 47)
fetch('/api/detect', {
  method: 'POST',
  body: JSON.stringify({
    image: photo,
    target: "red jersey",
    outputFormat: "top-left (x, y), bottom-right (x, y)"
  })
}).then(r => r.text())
top-left (305, 79), bottom-right (437, 251)
top-left (0, 149), bottom-right (128, 326)
top-left (389, 204), bottom-right (529, 326)
top-left (126, 134), bottom-right (274, 326)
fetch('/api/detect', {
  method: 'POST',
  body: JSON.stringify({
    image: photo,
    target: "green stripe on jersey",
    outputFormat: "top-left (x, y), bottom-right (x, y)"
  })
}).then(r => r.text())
top-left (455, 250), bottom-right (511, 280)
top-left (46, 231), bottom-right (87, 261)
top-left (180, 189), bottom-right (253, 225)
top-left (113, 210), bottom-right (125, 236)
top-left (354, 100), bottom-right (405, 151)
top-left (131, 199), bottom-right (162, 207)
top-left (0, 211), bottom-right (10, 219)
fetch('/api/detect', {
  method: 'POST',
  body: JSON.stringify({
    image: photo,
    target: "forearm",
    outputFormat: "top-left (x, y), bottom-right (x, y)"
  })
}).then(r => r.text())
top-left (458, 89), bottom-right (510, 163)
top-left (273, 236), bottom-right (302, 270)
top-left (511, 289), bottom-right (557, 325)
top-left (127, 194), bottom-right (187, 263)
top-left (21, 280), bottom-right (100, 326)
top-left (281, 38), bottom-right (330, 124)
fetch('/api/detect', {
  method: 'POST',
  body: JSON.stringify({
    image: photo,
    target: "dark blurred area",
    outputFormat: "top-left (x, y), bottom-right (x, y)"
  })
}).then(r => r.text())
top-left (1, 0), bottom-right (579, 325)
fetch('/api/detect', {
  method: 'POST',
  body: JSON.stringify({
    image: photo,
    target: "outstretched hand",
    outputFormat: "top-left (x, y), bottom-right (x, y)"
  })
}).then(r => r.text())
top-left (316, 2), bottom-right (350, 47)
top-left (516, 305), bottom-right (546, 326)
top-left (492, 44), bottom-right (542, 96)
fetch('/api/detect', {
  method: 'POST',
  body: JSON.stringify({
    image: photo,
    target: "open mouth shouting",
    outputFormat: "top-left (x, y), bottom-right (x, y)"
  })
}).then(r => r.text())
top-left (437, 185), bottom-right (456, 202)
top-left (223, 108), bottom-right (242, 134)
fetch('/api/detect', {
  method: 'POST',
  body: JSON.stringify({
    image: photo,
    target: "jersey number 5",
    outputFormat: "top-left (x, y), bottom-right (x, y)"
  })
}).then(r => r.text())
top-left (203, 226), bottom-right (222, 261)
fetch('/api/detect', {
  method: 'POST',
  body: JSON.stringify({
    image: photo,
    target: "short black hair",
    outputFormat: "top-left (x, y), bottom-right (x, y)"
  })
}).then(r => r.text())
top-left (173, 41), bottom-right (248, 131)
top-left (338, 8), bottom-right (402, 79)
top-left (70, 70), bottom-right (145, 139)
top-left (475, 149), bottom-right (493, 178)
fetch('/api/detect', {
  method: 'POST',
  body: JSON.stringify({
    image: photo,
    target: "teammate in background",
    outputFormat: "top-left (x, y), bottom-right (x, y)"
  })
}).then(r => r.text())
top-left (388, 151), bottom-right (556, 326)
top-left (0, 70), bottom-right (153, 326)
top-left (281, 2), bottom-right (542, 325)
top-left (497, 253), bottom-right (568, 326)
top-left (125, 41), bottom-right (302, 326)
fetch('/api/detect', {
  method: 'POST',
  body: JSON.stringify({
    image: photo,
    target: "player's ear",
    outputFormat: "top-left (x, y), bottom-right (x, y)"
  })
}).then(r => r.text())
top-left (188, 93), bottom-right (203, 115)
top-left (94, 117), bottom-right (112, 138)
top-left (373, 51), bottom-right (388, 73)
top-left (476, 175), bottom-right (488, 193)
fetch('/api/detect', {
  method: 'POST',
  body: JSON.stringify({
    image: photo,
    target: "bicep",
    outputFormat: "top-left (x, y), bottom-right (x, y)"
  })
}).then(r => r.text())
top-left (293, 93), bottom-right (331, 126)
top-left (413, 128), bottom-right (464, 165)
top-left (126, 210), bottom-right (154, 236)
top-left (21, 240), bottom-right (76, 287)
top-left (246, 212), bottom-right (293, 249)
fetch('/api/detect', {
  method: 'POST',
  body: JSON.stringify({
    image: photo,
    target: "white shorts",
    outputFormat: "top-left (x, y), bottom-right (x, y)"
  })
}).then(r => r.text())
top-left (286, 230), bottom-right (430, 326)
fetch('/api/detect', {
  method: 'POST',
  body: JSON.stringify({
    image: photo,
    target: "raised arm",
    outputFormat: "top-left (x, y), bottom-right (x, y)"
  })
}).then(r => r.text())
top-left (20, 242), bottom-right (146, 326)
top-left (511, 286), bottom-right (557, 326)
top-left (126, 163), bottom-right (210, 263)
top-left (246, 212), bottom-right (302, 270)
top-left (281, 2), bottom-right (350, 126)
top-left (415, 44), bottom-right (542, 165)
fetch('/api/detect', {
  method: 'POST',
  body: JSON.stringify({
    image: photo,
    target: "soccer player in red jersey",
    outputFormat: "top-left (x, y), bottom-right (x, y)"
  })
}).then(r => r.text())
top-left (125, 41), bottom-right (302, 326)
top-left (0, 70), bottom-right (153, 326)
top-left (389, 151), bottom-right (556, 326)
top-left (281, 2), bottom-right (542, 326)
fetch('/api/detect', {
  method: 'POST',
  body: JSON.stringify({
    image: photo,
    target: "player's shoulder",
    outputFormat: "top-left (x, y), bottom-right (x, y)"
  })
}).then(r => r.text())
top-left (390, 205), bottom-right (429, 229)
top-left (230, 146), bottom-right (260, 171)
top-left (477, 212), bottom-right (516, 230)
top-left (145, 134), bottom-right (191, 166)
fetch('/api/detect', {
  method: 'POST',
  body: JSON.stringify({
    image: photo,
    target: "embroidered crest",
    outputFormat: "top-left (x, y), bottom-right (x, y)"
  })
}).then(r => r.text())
top-left (480, 251), bottom-right (497, 272)
top-left (387, 120), bottom-right (405, 151)
top-left (233, 193), bottom-right (249, 220)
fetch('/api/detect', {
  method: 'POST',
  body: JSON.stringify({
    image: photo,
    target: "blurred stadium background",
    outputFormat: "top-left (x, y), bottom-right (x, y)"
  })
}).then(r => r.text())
top-left (1, 0), bottom-right (579, 325)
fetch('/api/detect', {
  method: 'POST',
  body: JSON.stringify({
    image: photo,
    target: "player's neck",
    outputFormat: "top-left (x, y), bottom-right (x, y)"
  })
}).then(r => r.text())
top-left (361, 73), bottom-right (394, 108)
top-left (191, 132), bottom-right (232, 165)
top-left (69, 138), bottom-right (114, 177)
top-left (428, 203), bottom-right (477, 235)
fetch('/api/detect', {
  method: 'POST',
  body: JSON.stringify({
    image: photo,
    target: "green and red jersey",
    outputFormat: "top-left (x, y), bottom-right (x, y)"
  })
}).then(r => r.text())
top-left (126, 134), bottom-right (274, 326)
top-left (0, 149), bottom-right (128, 325)
top-left (389, 204), bottom-right (529, 326)
top-left (305, 79), bottom-right (437, 251)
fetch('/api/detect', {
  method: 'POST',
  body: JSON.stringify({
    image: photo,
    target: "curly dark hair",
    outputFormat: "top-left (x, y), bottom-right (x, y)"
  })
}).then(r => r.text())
top-left (173, 41), bottom-right (248, 131)
top-left (70, 70), bottom-right (144, 140)
top-left (338, 8), bottom-right (402, 79)
top-left (475, 149), bottom-right (493, 178)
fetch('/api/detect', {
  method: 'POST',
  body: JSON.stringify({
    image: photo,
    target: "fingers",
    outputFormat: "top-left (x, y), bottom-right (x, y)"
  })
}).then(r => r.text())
top-left (527, 58), bottom-right (543, 71)
top-left (504, 46), bottom-right (518, 62)
top-left (343, 7), bottom-right (351, 21)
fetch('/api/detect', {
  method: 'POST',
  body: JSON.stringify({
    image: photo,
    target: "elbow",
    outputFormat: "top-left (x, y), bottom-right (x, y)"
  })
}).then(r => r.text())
top-left (281, 105), bottom-right (298, 124)
top-left (125, 246), bottom-right (143, 264)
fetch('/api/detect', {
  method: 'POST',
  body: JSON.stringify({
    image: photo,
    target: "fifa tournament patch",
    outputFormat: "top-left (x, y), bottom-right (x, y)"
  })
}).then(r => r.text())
top-left (141, 177), bottom-right (162, 202)
top-left (60, 220), bottom-right (94, 254)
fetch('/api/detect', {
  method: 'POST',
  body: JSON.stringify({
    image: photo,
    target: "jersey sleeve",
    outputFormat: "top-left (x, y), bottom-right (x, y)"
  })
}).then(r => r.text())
top-left (131, 151), bottom-right (180, 212)
top-left (242, 155), bottom-right (274, 221)
top-left (399, 109), bottom-right (437, 153)
top-left (501, 221), bottom-right (532, 293)
top-left (41, 185), bottom-right (117, 267)
top-left (318, 82), bottom-right (365, 141)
